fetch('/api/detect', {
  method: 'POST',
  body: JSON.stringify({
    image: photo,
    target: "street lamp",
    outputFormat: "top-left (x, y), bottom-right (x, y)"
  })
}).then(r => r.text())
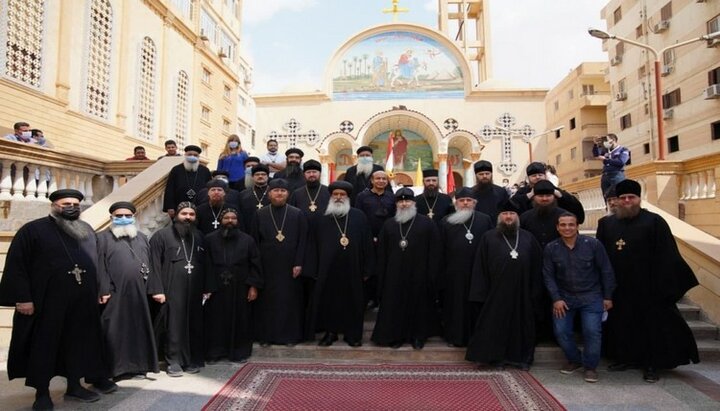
top-left (588, 28), bottom-right (720, 160)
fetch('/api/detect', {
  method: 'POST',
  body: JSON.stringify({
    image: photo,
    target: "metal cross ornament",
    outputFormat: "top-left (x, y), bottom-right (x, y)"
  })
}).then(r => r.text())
top-left (267, 118), bottom-right (319, 148)
top-left (68, 264), bottom-right (86, 285)
top-left (479, 113), bottom-right (535, 176)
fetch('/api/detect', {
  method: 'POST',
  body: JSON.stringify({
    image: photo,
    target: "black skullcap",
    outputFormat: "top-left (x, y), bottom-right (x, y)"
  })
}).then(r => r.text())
top-left (244, 156), bottom-right (260, 165)
top-left (219, 208), bottom-right (239, 219)
top-left (454, 187), bottom-right (474, 199)
top-left (285, 148), bottom-right (304, 157)
top-left (474, 160), bottom-right (493, 173)
top-left (303, 159), bottom-right (322, 172)
top-left (422, 169), bottom-right (439, 178)
top-left (395, 187), bottom-right (416, 201)
top-left (251, 164), bottom-right (270, 175)
top-left (533, 180), bottom-right (556, 196)
top-left (211, 170), bottom-right (230, 178)
top-left (206, 179), bottom-right (228, 191)
top-left (328, 180), bottom-right (353, 195)
top-left (615, 179), bottom-right (641, 197)
top-left (498, 199), bottom-right (521, 214)
top-left (356, 146), bottom-right (373, 155)
top-left (268, 178), bottom-right (289, 191)
top-left (176, 201), bottom-right (196, 213)
top-left (184, 145), bottom-right (202, 154)
top-left (49, 189), bottom-right (84, 202)
top-left (526, 161), bottom-right (547, 176)
top-left (109, 201), bottom-right (136, 214)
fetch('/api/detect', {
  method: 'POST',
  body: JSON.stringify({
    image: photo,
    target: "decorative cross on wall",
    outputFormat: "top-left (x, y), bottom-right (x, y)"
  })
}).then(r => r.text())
top-left (443, 118), bottom-right (459, 132)
top-left (479, 112), bottom-right (534, 176)
top-left (267, 118), bottom-right (320, 148)
top-left (339, 120), bottom-right (354, 133)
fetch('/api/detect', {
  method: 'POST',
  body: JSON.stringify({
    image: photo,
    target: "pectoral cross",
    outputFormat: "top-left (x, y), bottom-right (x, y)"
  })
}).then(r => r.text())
top-left (256, 203), bottom-right (263, 209)
top-left (220, 271), bottom-right (233, 285)
top-left (212, 220), bottom-right (220, 229)
top-left (309, 202), bottom-right (317, 212)
top-left (68, 264), bottom-right (86, 285)
top-left (140, 263), bottom-right (150, 281)
top-left (427, 211), bottom-right (434, 218)
top-left (276, 231), bottom-right (285, 242)
top-left (185, 262), bottom-right (194, 274)
top-left (616, 239), bottom-right (626, 251)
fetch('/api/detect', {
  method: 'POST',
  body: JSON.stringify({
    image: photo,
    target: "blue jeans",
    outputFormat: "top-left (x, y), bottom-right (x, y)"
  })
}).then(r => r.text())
top-left (552, 297), bottom-right (604, 370)
top-left (601, 171), bottom-right (625, 199)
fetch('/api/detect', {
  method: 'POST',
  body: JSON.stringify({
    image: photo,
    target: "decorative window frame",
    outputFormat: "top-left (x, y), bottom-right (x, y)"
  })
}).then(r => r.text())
top-left (81, 0), bottom-right (115, 120)
top-left (0, 0), bottom-right (48, 89)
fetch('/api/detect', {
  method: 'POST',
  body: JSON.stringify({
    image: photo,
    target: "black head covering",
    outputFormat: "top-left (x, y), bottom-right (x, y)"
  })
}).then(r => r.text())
top-left (615, 179), bottom-right (641, 197)
top-left (303, 159), bottom-right (322, 172)
top-left (244, 156), bottom-right (261, 165)
top-left (251, 164), bottom-right (270, 175)
top-left (395, 188), bottom-right (416, 201)
top-left (328, 180), bottom-right (353, 195)
top-left (474, 160), bottom-right (493, 173)
top-left (498, 199), bottom-right (521, 214)
top-left (109, 201), bottom-right (136, 214)
top-left (219, 208), bottom-right (239, 219)
top-left (285, 148), bottom-right (304, 157)
top-left (184, 145), bottom-right (202, 154)
top-left (526, 161), bottom-right (547, 176)
top-left (268, 178), bottom-right (289, 191)
top-left (176, 201), bottom-right (196, 213)
top-left (49, 189), bottom-right (84, 202)
top-left (356, 146), bottom-right (373, 155)
top-left (206, 179), bottom-right (228, 191)
top-left (533, 180), bottom-right (556, 196)
top-left (211, 170), bottom-right (230, 178)
top-left (422, 169), bottom-right (439, 178)
top-left (454, 187), bottom-right (474, 199)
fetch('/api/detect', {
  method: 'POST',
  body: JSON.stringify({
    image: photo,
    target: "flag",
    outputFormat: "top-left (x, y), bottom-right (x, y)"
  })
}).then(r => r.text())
top-left (447, 163), bottom-right (456, 195)
top-left (385, 131), bottom-right (394, 174)
top-left (329, 163), bottom-right (336, 183)
top-left (414, 158), bottom-right (423, 187)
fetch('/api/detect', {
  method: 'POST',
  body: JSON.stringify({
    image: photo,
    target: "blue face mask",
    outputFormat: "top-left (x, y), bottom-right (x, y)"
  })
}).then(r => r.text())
top-left (112, 216), bottom-right (135, 226)
top-left (186, 155), bottom-right (199, 163)
top-left (229, 141), bottom-right (239, 149)
top-left (359, 156), bottom-right (373, 165)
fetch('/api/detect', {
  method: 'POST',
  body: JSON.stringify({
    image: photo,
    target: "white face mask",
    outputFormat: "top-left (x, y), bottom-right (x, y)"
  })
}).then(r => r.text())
top-left (359, 156), bottom-right (373, 165)
top-left (603, 141), bottom-right (613, 149)
top-left (21, 131), bottom-right (32, 139)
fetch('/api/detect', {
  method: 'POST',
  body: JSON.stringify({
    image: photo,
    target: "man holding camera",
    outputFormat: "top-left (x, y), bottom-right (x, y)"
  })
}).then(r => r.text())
top-left (593, 134), bottom-right (630, 199)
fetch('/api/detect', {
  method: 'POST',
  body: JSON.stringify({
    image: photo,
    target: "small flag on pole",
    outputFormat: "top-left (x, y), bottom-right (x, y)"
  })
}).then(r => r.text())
top-left (447, 163), bottom-right (456, 195)
top-left (385, 131), bottom-right (395, 174)
top-left (414, 158), bottom-right (423, 187)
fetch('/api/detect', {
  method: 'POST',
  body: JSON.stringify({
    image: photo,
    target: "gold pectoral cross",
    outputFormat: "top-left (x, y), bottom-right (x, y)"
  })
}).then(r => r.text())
top-left (309, 202), bottom-right (317, 212)
top-left (276, 231), bottom-right (285, 242)
top-left (616, 238), bottom-right (626, 251)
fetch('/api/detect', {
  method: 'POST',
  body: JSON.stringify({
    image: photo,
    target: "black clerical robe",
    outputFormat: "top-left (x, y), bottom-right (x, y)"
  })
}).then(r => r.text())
top-left (415, 192), bottom-right (454, 224)
top-left (274, 169), bottom-right (306, 193)
top-left (596, 209), bottom-right (699, 369)
top-left (251, 205), bottom-right (308, 344)
top-left (238, 185), bottom-right (270, 231)
top-left (308, 209), bottom-right (374, 342)
top-left (520, 207), bottom-right (567, 249)
top-left (289, 183), bottom-right (331, 229)
top-left (466, 229), bottom-right (543, 366)
top-left (0, 217), bottom-right (107, 388)
top-left (96, 229), bottom-right (158, 377)
top-left (194, 187), bottom-right (241, 209)
top-left (472, 184), bottom-right (509, 223)
top-left (162, 164), bottom-right (212, 212)
top-left (438, 211), bottom-right (493, 346)
top-left (204, 229), bottom-right (263, 361)
top-left (511, 186), bottom-right (585, 224)
top-left (342, 164), bottom-right (384, 205)
top-left (196, 203), bottom-right (244, 235)
top-left (148, 225), bottom-right (213, 369)
top-left (371, 214), bottom-right (440, 345)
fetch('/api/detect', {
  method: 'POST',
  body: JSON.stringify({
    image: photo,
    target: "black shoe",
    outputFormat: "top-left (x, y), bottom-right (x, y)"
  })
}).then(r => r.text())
top-left (608, 362), bottom-right (630, 372)
top-left (32, 393), bottom-right (53, 410)
top-left (90, 379), bottom-right (118, 394)
top-left (345, 339), bottom-right (362, 347)
top-left (318, 332), bottom-right (338, 347)
top-left (184, 365), bottom-right (201, 374)
top-left (65, 386), bottom-right (100, 403)
top-left (411, 339), bottom-right (425, 350)
top-left (167, 363), bottom-right (183, 377)
top-left (643, 367), bottom-right (659, 383)
top-left (390, 341), bottom-right (403, 349)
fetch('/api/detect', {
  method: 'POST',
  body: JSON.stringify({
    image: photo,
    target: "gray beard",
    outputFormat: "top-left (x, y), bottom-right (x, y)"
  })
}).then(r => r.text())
top-left (111, 224), bottom-right (138, 239)
top-left (183, 161), bottom-right (199, 172)
top-left (447, 209), bottom-right (473, 225)
top-left (496, 220), bottom-right (519, 236)
top-left (356, 161), bottom-right (373, 176)
top-left (245, 174), bottom-right (254, 188)
top-left (394, 204), bottom-right (417, 224)
top-left (325, 199), bottom-right (351, 217)
top-left (51, 212), bottom-right (92, 240)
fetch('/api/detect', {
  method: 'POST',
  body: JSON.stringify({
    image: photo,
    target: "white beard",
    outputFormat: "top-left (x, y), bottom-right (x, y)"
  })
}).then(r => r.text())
top-left (244, 173), bottom-right (254, 188)
top-left (111, 224), bottom-right (138, 239)
top-left (325, 198), bottom-right (351, 217)
top-left (356, 161), bottom-right (373, 176)
top-left (394, 203), bottom-right (417, 224)
top-left (447, 209), bottom-right (474, 225)
top-left (183, 161), bottom-right (199, 172)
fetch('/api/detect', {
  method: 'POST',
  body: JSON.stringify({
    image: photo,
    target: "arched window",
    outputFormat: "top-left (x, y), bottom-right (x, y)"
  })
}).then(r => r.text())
top-left (84, 0), bottom-right (113, 119)
top-left (174, 70), bottom-right (190, 147)
top-left (1, 0), bottom-right (45, 87)
top-left (136, 37), bottom-right (156, 141)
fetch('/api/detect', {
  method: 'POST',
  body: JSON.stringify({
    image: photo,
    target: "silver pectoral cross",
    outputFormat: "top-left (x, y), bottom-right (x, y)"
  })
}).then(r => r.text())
top-left (68, 264), bottom-right (86, 285)
top-left (185, 262), bottom-right (194, 274)
top-left (212, 220), bottom-right (220, 229)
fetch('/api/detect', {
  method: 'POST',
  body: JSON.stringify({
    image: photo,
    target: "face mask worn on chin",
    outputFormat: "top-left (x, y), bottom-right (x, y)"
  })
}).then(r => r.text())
top-left (229, 142), bottom-right (239, 149)
top-left (59, 205), bottom-right (81, 220)
top-left (112, 216), bottom-right (136, 226)
top-left (186, 155), bottom-right (199, 163)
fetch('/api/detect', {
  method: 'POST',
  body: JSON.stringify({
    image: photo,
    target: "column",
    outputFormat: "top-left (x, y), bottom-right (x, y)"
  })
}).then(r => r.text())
top-left (437, 154), bottom-right (448, 193)
top-left (319, 155), bottom-right (330, 186)
top-left (11, 162), bottom-right (27, 200)
top-left (0, 160), bottom-right (14, 200)
top-left (54, 0), bottom-right (74, 103)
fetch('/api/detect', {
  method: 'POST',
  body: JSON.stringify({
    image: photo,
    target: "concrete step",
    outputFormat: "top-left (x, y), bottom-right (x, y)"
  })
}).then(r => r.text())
top-left (677, 302), bottom-right (701, 321)
top-left (687, 320), bottom-right (718, 340)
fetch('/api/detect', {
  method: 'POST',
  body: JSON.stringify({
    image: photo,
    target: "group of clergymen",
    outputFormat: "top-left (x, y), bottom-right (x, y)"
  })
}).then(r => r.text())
top-left (0, 143), bottom-right (701, 411)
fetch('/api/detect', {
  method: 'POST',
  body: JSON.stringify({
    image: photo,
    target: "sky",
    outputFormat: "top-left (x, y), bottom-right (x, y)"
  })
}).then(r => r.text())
top-left (242, 0), bottom-right (609, 94)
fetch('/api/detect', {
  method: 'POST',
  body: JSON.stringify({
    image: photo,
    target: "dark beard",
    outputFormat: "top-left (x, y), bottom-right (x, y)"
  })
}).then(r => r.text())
top-left (173, 221), bottom-right (194, 238)
top-left (51, 213), bottom-right (92, 240)
top-left (535, 202), bottom-right (556, 217)
top-left (616, 204), bottom-right (640, 219)
top-left (286, 163), bottom-right (302, 177)
top-left (424, 187), bottom-right (438, 197)
top-left (497, 221), bottom-right (519, 236)
top-left (473, 181), bottom-right (492, 192)
top-left (221, 226), bottom-right (239, 239)
top-left (306, 180), bottom-right (320, 189)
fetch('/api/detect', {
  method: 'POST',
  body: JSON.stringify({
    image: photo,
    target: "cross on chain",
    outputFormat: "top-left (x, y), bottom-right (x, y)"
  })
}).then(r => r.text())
top-left (479, 113), bottom-right (535, 176)
top-left (212, 220), bottom-right (220, 229)
top-left (267, 118), bottom-right (320, 148)
top-left (185, 262), bottom-right (194, 274)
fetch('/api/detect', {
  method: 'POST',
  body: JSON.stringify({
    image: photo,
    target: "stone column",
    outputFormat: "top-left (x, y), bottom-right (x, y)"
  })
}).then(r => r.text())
top-left (437, 153), bottom-right (448, 193)
top-left (319, 155), bottom-right (331, 186)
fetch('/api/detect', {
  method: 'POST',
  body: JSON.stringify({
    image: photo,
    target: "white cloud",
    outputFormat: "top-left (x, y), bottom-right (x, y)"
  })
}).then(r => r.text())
top-left (423, 0), bottom-right (438, 13)
top-left (243, 0), bottom-right (319, 25)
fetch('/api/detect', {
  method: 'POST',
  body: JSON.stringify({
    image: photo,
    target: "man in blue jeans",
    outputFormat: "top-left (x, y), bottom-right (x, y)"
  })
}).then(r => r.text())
top-left (594, 134), bottom-right (630, 199)
top-left (543, 212), bottom-right (616, 383)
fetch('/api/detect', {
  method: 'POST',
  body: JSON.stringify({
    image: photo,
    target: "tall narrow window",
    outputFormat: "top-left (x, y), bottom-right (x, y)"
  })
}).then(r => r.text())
top-left (174, 70), bottom-right (189, 147)
top-left (85, 0), bottom-right (113, 119)
top-left (2, 0), bottom-right (45, 87)
top-left (136, 37), bottom-right (157, 141)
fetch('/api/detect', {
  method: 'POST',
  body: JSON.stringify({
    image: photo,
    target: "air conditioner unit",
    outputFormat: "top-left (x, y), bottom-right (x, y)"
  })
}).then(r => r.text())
top-left (615, 92), bottom-right (627, 101)
top-left (199, 29), bottom-right (209, 41)
top-left (707, 38), bottom-right (720, 48)
top-left (663, 108), bottom-right (674, 119)
top-left (703, 84), bottom-right (720, 99)
top-left (654, 20), bottom-right (670, 32)
top-left (660, 65), bottom-right (673, 76)
top-left (610, 56), bottom-right (623, 66)
top-left (218, 48), bottom-right (227, 58)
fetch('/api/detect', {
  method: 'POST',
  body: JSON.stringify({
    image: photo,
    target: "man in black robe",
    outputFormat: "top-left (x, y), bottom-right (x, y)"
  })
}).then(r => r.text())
top-left (371, 188), bottom-right (440, 350)
top-left (415, 169), bottom-right (454, 224)
top-left (510, 162), bottom-right (585, 224)
top-left (273, 148), bottom-right (306, 192)
top-left (234, 156), bottom-right (261, 192)
top-left (309, 181), bottom-right (374, 347)
top-left (204, 208), bottom-right (263, 362)
top-left (97, 201), bottom-right (158, 380)
top-left (194, 170), bottom-right (241, 209)
top-left (466, 202), bottom-right (544, 370)
top-left (596, 179), bottom-right (699, 383)
top-left (342, 145), bottom-right (384, 205)
top-left (196, 180), bottom-right (242, 235)
top-left (251, 179), bottom-right (309, 346)
top-left (0, 189), bottom-right (116, 410)
top-left (471, 160), bottom-right (509, 223)
top-left (148, 202), bottom-right (213, 377)
top-left (438, 188), bottom-right (493, 347)
top-left (162, 145), bottom-right (212, 219)
top-left (238, 164), bottom-right (271, 230)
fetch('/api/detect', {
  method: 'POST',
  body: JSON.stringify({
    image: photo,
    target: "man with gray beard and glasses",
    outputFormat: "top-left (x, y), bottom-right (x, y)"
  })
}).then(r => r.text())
top-left (307, 181), bottom-right (373, 347)
top-left (371, 188), bottom-right (439, 350)
top-left (1, 189), bottom-right (116, 410)
top-left (438, 188), bottom-right (493, 347)
top-left (466, 200), bottom-right (543, 371)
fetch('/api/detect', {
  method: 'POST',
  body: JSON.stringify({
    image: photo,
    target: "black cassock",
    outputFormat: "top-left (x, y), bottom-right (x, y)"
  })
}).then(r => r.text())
top-left (289, 183), bottom-right (331, 229)
top-left (415, 192), bottom-right (454, 224)
top-left (466, 229), bottom-right (543, 366)
top-left (438, 211), bottom-right (493, 346)
top-left (96, 229), bottom-right (158, 377)
top-left (194, 187), bottom-right (241, 210)
top-left (251, 205), bottom-right (308, 344)
top-left (308, 209), bottom-right (374, 342)
top-left (196, 203), bottom-right (245, 235)
top-left (162, 164), bottom-right (212, 212)
top-left (342, 164), bottom-right (384, 205)
top-left (204, 229), bottom-right (263, 361)
top-left (238, 185), bottom-right (270, 231)
top-left (472, 184), bottom-right (509, 223)
top-left (148, 225), bottom-right (213, 369)
top-left (511, 187), bottom-right (585, 224)
top-left (371, 214), bottom-right (440, 345)
top-left (0, 217), bottom-right (107, 388)
top-left (596, 209), bottom-right (699, 369)
top-left (274, 169), bottom-right (306, 193)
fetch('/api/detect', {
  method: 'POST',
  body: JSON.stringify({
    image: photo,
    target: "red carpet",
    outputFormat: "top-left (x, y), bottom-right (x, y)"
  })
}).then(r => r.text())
top-left (204, 363), bottom-right (565, 411)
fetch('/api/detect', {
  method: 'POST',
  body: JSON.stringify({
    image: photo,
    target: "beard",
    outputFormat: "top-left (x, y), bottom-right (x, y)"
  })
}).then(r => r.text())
top-left (306, 179), bottom-right (320, 188)
top-left (394, 203), bottom-right (417, 224)
top-left (447, 208), bottom-right (473, 225)
top-left (356, 161), bottom-right (373, 176)
top-left (424, 186), bottom-right (439, 197)
top-left (325, 198), bottom-right (351, 217)
top-left (51, 211), bottom-right (92, 240)
top-left (209, 197), bottom-right (224, 207)
top-left (534, 200), bottom-right (557, 216)
top-left (616, 204), bottom-right (640, 219)
top-left (496, 218), bottom-right (519, 236)
top-left (183, 161), bottom-right (199, 172)
top-left (173, 220), bottom-right (194, 238)
top-left (221, 225), bottom-right (239, 239)
top-left (244, 173), bottom-right (254, 189)
top-left (473, 180), bottom-right (492, 192)
top-left (285, 163), bottom-right (302, 177)
top-left (111, 223), bottom-right (138, 239)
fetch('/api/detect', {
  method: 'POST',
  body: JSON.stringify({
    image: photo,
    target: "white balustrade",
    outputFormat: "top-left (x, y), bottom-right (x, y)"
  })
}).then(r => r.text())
top-left (0, 160), bottom-right (13, 200)
top-left (680, 170), bottom-right (716, 201)
top-left (11, 161), bottom-right (27, 200)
